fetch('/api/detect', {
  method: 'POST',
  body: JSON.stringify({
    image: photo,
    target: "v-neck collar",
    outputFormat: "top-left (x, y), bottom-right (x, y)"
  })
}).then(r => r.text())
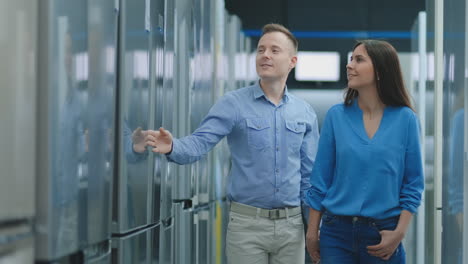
top-left (348, 99), bottom-right (387, 143)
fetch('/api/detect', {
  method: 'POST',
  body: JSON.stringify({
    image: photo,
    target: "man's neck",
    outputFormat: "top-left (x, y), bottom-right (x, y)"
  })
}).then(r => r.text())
top-left (259, 78), bottom-right (287, 106)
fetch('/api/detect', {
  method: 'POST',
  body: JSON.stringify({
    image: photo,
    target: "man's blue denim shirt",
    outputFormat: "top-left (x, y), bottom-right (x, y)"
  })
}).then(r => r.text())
top-left (168, 82), bottom-right (319, 209)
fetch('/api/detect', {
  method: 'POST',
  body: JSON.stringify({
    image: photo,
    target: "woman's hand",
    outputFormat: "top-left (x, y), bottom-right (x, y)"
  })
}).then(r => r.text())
top-left (306, 230), bottom-right (320, 263)
top-left (368, 210), bottom-right (412, 260)
top-left (367, 229), bottom-right (404, 260)
top-left (306, 208), bottom-right (322, 263)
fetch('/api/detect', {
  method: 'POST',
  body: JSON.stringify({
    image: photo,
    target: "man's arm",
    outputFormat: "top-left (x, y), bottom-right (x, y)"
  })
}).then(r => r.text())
top-left (147, 94), bottom-right (237, 165)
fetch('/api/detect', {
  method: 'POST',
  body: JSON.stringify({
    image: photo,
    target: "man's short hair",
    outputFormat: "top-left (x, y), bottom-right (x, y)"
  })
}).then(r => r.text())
top-left (261, 23), bottom-right (298, 54)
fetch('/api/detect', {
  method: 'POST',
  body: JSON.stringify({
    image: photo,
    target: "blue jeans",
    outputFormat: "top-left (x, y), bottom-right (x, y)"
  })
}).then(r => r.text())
top-left (319, 212), bottom-right (405, 264)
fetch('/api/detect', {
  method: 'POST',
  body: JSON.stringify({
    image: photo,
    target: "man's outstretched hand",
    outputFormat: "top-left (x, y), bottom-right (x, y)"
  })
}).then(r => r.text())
top-left (146, 127), bottom-right (173, 154)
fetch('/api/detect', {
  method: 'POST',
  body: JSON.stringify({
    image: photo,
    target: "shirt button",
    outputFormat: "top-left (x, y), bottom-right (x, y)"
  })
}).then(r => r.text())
top-left (276, 188), bottom-right (279, 192)
top-left (276, 147), bottom-right (279, 151)
top-left (275, 169), bottom-right (279, 173)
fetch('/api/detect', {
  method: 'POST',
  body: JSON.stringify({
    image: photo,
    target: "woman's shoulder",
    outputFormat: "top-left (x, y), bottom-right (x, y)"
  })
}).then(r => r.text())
top-left (327, 102), bottom-right (346, 114)
top-left (386, 106), bottom-right (420, 130)
top-left (388, 105), bottom-right (417, 119)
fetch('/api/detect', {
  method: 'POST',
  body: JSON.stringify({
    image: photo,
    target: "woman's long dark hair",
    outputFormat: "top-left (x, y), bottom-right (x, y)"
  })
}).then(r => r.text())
top-left (344, 40), bottom-right (414, 111)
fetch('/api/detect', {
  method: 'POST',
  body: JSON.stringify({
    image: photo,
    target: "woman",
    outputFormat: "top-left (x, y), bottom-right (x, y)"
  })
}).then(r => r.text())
top-left (305, 40), bottom-right (424, 264)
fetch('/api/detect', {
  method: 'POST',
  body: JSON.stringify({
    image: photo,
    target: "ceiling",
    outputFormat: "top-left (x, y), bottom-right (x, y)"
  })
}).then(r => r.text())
top-left (225, 0), bottom-right (426, 88)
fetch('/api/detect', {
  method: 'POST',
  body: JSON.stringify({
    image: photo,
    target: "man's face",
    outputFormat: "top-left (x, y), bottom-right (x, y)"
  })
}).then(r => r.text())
top-left (256, 32), bottom-right (297, 81)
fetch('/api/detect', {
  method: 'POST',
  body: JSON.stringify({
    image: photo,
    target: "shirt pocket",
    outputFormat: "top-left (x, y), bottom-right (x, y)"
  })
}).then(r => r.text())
top-left (285, 120), bottom-right (306, 149)
top-left (246, 118), bottom-right (271, 150)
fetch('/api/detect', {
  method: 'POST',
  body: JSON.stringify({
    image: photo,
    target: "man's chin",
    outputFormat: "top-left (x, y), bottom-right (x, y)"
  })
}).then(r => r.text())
top-left (258, 73), bottom-right (275, 80)
top-left (260, 75), bottom-right (282, 82)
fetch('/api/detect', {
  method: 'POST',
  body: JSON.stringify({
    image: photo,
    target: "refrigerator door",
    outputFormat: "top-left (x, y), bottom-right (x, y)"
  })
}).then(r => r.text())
top-left (199, 1), bottom-right (219, 206)
top-left (158, 2), bottom-right (175, 263)
top-left (36, 0), bottom-right (116, 261)
top-left (0, 225), bottom-right (34, 264)
top-left (149, 0), bottom-right (165, 226)
top-left (87, 251), bottom-right (111, 264)
top-left (86, 0), bottom-right (118, 247)
top-left (193, 204), bottom-right (214, 264)
top-left (0, 0), bottom-right (38, 256)
top-left (0, 0), bottom-right (37, 223)
top-left (160, 0), bottom-right (176, 230)
top-left (36, 0), bottom-right (89, 260)
top-left (172, 0), bottom-right (195, 201)
top-left (159, 215), bottom-right (173, 264)
top-left (151, 224), bottom-right (161, 264)
top-left (190, 0), bottom-right (213, 208)
top-left (174, 203), bottom-right (193, 264)
top-left (211, 1), bottom-right (230, 204)
top-left (114, 0), bottom-right (153, 234)
top-left (111, 224), bottom-right (160, 264)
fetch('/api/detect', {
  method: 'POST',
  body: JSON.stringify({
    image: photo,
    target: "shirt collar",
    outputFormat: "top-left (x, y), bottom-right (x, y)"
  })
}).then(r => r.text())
top-left (253, 80), bottom-right (290, 103)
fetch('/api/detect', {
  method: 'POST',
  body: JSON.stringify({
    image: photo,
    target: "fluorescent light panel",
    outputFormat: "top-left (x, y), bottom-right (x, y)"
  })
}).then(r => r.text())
top-left (295, 51), bottom-right (340, 81)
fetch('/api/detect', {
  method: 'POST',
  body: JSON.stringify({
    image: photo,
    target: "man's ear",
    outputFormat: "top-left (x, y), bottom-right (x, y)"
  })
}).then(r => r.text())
top-left (290, 55), bottom-right (297, 69)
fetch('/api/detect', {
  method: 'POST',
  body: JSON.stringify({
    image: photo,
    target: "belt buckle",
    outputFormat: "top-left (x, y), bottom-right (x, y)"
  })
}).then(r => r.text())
top-left (269, 209), bottom-right (280, 219)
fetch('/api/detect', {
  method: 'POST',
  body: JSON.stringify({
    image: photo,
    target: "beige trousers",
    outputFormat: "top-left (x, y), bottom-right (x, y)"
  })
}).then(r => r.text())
top-left (226, 210), bottom-right (305, 264)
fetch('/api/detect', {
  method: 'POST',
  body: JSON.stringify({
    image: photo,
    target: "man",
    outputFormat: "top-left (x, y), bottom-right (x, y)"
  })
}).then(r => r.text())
top-left (146, 23), bottom-right (319, 264)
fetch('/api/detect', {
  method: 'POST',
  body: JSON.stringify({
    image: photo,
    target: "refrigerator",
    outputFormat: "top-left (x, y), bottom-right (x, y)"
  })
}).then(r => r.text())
top-left (158, 0), bottom-right (177, 263)
top-left (171, 0), bottom-right (196, 262)
top-left (35, 0), bottom-right (117, 262)
top-left (111, 0), bottom-right (164, 262)
top-left (0, 0), bottom-right (37, 263)
top-left (171, 1), bottom-right (233, 263)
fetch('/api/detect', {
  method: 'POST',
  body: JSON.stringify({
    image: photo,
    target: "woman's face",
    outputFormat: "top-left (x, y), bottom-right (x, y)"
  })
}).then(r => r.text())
top-left (346, 44), bottom-right (376, 90)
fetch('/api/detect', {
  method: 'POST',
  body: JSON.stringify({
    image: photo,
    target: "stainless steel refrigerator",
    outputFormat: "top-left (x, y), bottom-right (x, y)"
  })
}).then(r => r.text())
top-left (170, 1), bottom-right (251, 263)
top-left (111, 0), bottom-right (165, 262)
top-left (35, 0), bottom-right (118, 262)
top-left (0, 0), bottom-right (37, 263)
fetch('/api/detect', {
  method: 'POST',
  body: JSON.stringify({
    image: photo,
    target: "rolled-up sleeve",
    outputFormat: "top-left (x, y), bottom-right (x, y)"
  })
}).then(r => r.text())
top-left (305, 109), bottom-right (336, 211)
top-left (400, 114), bottom-right (424, 213)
